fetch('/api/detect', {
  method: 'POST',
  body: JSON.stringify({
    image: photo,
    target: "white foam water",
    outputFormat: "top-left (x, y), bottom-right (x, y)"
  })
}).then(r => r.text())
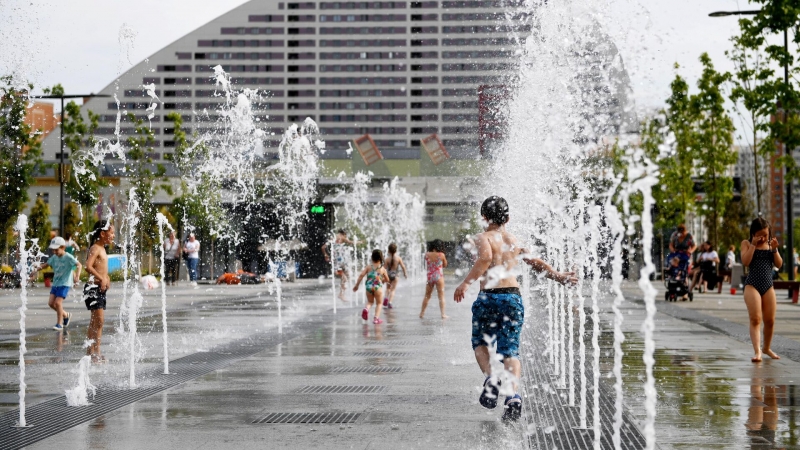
top-left (14, 215), bottom-right (29, 427)
top-left (65, 355), bottom-right (96, 407)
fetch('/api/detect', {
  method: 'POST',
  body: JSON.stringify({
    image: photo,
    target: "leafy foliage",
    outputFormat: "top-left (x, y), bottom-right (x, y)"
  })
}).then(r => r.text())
top-left (126, 113), bottom-right (170, 251)
top-left (63, 101), bottom-right (103, 206)
top-left (692, 54), bottom-right (737, 246)
top-left (0, 75), bottom-right (43, 250)
top-left (28, 197), bottom-right (52, 245)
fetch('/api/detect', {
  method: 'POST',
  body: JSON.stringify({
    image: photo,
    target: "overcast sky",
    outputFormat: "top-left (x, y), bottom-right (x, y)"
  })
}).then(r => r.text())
top-left (0, 0), bottom-right (751, 117)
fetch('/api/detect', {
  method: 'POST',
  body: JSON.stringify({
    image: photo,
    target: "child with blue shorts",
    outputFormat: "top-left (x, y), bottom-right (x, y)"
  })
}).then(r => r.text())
top-left (35, 236), bottom-right (82, 331)
top-left (454, 196), bottom-right (577, 422)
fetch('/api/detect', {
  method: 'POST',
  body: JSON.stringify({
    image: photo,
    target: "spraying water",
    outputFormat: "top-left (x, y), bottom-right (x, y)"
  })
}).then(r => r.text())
top-left (156, 213), bottom-right (174, 374)
top-left (14, 215), bottom-right (30, 427)
top-left (65, 342), bottom-right (96, 407)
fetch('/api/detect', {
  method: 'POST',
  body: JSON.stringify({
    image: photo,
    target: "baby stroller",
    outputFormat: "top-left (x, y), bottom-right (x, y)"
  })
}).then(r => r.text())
top-left (664, 253), bottom-right (692, 302)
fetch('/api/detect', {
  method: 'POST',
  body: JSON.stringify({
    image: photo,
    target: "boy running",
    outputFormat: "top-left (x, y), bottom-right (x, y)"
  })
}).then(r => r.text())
top-left (35, 236), bottom-right (82, 330)
top-left (453, 196), bottom-right (576, 422)
top-left (84, 219), bottom-right (114, 363)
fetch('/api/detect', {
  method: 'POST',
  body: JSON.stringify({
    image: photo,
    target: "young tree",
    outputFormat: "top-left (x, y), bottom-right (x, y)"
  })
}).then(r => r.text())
top-left (0, 75), bottom-right (43, 253)
top-left (736, 3), bottom-right (800, 180)
top-left (720, 184), bottom-right (756, 253)
top-left (63, 202), bottom-right (81, 241)
top-left (642, 68), bottom-right (698, 230)
top-left (28, 197), bottom-right (52, 246)
top-left (692, 54), bottom-right (737, 247)
top-left (126, 113), bottom-right (170, 251)
top-left (727, 28), bottom-right (777, 215)
top-left (166, 112), bottom-right (226, 237)
top-left (63, 100), bottom-right (103, 222)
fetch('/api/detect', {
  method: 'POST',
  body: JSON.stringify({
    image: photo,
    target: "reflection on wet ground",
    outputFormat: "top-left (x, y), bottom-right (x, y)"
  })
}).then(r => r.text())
top-left (602, 290), bottom-right (800, 449)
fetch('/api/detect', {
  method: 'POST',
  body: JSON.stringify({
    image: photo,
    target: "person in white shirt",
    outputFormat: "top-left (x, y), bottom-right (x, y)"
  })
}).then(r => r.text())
top-left (723, 245), bottom-right (736, 283)
top-left (183, 233), bottom-right (200, 286)
top-left (163, 231), bottom-right (181, 286)
top-left (690, 241), bottom-right (720, 293)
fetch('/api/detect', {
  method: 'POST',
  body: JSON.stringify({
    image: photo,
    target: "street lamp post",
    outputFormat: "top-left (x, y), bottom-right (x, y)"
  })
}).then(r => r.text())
top-left (37, 93), bottom-right (109, 237)
top-left (709, 10), bottom-right (794, 281)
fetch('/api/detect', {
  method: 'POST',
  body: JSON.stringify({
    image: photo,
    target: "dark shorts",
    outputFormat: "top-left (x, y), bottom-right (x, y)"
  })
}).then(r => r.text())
top-left (50, 285), bottom-right (70, 299)
top-left (83, 284), bottom-right (107, 311)
top-left (471, 288), bottom-right (524, 359)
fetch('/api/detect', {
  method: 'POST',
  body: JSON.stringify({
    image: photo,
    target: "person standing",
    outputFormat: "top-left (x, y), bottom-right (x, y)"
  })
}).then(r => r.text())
top-left (321, 229), bottom-right (354, 301)
top-left (741, 217), bottom-right (782, 363)
top-left (34, 236), bottom-right (82, 330)
top-left (420, 239), bottom-right (448, 319)
top-left (183, 233), bottom-right (200, 287)
top-left (163, 231), bottom-right (181, 286)
top-left (383, 243), bottom-right (408, 309)
top-left (453, 196), bottom-right (577, 422)
top-left (84, 219), bottom-right (114, 363)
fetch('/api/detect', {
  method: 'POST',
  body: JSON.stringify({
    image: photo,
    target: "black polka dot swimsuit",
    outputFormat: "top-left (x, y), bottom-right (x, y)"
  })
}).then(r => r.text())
top-left (745, 249), bottom-right (775, 296)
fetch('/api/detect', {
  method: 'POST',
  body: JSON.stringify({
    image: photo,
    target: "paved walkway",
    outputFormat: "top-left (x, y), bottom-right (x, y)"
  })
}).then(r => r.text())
top-left (1, 278), bottom-right (800, 448)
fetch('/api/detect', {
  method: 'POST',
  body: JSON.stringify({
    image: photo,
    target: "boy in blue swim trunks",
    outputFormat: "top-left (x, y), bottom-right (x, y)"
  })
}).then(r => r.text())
top-left (36, 236), bottom-right (82, 331)
top-left (454, 196), bottom-right (577, 422)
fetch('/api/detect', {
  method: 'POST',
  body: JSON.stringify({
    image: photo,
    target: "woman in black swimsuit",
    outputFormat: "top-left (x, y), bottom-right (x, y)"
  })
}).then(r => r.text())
top-left (741, 218), bottom-right (783, 363)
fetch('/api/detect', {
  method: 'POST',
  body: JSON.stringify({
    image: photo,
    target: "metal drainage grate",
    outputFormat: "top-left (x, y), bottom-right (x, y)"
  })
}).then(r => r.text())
top-left (253, 412), bottom-right (361, 424)
top-left (296, 385), bottom-right (388, 394)
top-left (0, 306), bottom-right (359, 450)
top-left (330, 366), bottom-right (403, 374)
top-left (352, 351), bottom-right (411, 357)
top-left (362, 340), bottom-right (423, 346)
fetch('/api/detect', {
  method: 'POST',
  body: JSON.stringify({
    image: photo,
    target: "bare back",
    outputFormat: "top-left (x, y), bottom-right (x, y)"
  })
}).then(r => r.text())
top-left (475, 228), bottom-right (522, 290)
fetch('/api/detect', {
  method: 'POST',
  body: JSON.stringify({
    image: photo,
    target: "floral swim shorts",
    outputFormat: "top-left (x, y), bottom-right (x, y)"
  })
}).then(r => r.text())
top-left (471, 287), bottom-right (524, 359)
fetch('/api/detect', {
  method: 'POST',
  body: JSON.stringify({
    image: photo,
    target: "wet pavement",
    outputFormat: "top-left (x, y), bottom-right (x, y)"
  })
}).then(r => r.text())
top-left (1, 278), bottom-right (800, 448)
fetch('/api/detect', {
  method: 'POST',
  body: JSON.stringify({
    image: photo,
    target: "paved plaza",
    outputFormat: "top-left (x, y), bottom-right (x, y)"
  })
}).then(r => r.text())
top-left (0, 278), bottom-right (800, 448)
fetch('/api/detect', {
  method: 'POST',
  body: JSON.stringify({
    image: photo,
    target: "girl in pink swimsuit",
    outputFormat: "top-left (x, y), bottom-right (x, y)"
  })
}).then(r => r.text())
top-left (420, 239), bottom-right (448, 319)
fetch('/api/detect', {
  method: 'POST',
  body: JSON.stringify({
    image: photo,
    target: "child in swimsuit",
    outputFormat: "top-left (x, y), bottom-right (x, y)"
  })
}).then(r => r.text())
top-left (322, 229), bottom-right (354, 302)
top-left (353, 249), bottom-right (390, 325)
top-left (383, 243), bottom-right (408, 309)
top-left (741, 217), bottom-right (783, 363)
top-left (420, 239), bottom-right (448, 319)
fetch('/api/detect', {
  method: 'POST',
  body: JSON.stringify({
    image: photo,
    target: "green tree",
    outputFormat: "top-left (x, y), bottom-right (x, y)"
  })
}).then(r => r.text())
top-left (28, 197), bottom-right (52, 246)
top-left (63, 101), bottom-right (102, 201)
top-left (126, 113), bottom-right (170, 251)
top-left (63, 202), bottom-right (81, 241)
top-left (62, 100), bottom-right (104, 234)
top-left (692, 54), bottom-right (736, 247)
top-left (640, 67), bottom-right (698, 231)
top-left (720, 184), bottom-right (756, 254)
top-left (0, 75), bottom-right (43, 253)
top-left (736, 3), bottom-right (800, 181)
top-left (166, 112), bottom-right (226, 237)
top-left (727, 27), bottom-right (778, 214)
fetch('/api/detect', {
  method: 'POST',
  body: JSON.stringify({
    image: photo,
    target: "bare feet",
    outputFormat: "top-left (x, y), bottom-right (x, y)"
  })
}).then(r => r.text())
top-left (764, 349), bottom-right (781, 360)
top-left (752, 352), bottom-right (762, 363)
top-left (419, 314), bottom-right (425, 319)
top-left (441, 315), bottom-right (449, 320)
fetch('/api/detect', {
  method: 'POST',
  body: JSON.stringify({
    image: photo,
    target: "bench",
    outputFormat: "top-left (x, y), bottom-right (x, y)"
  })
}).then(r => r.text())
top-left (773, 280), bottom-right (800, 303)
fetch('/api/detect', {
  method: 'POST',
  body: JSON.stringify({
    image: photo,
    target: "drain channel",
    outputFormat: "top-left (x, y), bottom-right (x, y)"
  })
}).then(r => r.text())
top-left (296, 385), bottom-right (388, 394)
top-left (253, 412), bottom-right (361, 424)
top-left (0, 307), bottom-right (356, 450)
top-left (352, 351), bottom-right (412, 357)
top-left (330, 366), bottom-right (403, 374)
